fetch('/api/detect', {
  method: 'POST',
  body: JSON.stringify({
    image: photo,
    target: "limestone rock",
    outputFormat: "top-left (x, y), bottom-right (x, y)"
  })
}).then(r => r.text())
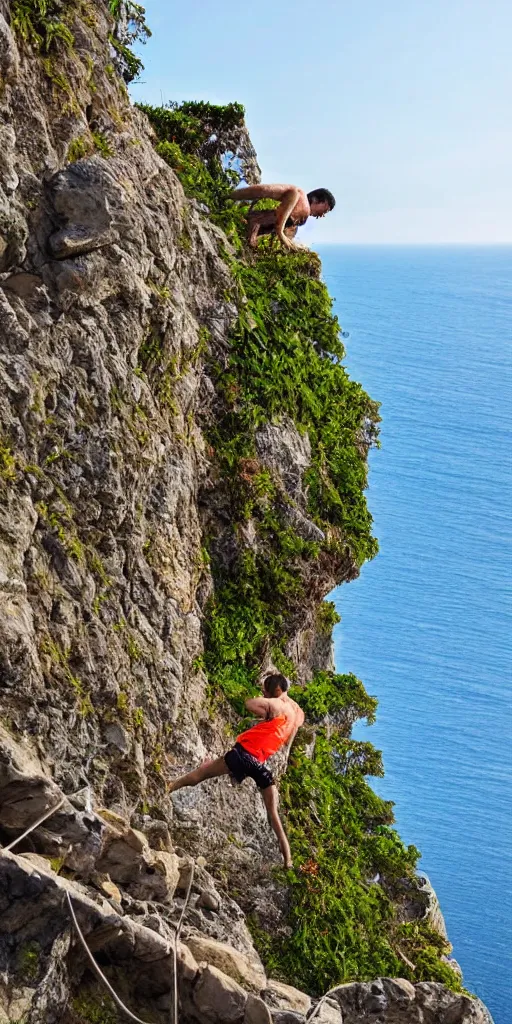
top-left (311, 997), bottom-right (343, 1024)
top-left (193, 963), bottom-right (248, 1023)
top-left (245, 993), bottom-right (273, 1024)
top-left (270, 1013), bottom-right (305, 1024)
top-left (265, 979), bottom-right (311, 1014)
top-left (187, 933), bottom-right (265, 993)
top-left (0, 13), bottom-right (19, 83)
top-left (97, 817), bottom-right (180, 902)
top-left (326, 978), bottom-right (493, 1024)
top-left (177, 940), bottom-right (199, 982)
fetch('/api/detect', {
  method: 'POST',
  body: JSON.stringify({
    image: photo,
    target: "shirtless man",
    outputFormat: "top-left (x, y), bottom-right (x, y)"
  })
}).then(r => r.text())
top-left (230, 184), bottom-right (335, 249)
top-left (168, 673), bottom-right (304, 868)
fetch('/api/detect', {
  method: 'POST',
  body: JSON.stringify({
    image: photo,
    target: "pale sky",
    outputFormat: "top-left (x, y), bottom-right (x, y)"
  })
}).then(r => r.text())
top-left (133, 0), bottom-right (512, 244)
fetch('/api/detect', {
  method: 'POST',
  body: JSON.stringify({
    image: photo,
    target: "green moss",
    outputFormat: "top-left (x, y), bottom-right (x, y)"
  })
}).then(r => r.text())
top-left (177, 230), bottom-right (192, 252)
top-left (0, 439), bottom-right (16, 481)
top-left (17, 941), bottom-right (40, 981)
top-left (71, 991), bottom-right (118, 1024)
top-left (67, 134), bottom-right (93, 163)
top-left (132, 707), bottom-right (144, 729)
top-left (113, 619), bottom-right (144, 661)
top-left (148, 280), bottom-right (171, 302)
top-left (116, 690), bottom-right (129, 712)
top-left (36, 500), bottom-right (85, 562)
top-left (39, 636), bottom-right (93, 716)
top-left (91, 131), bottom-right (113, 158)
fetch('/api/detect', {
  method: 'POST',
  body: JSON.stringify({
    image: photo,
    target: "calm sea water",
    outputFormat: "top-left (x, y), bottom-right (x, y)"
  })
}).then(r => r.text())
top-left (318, 246), bottom-right (512, 1023)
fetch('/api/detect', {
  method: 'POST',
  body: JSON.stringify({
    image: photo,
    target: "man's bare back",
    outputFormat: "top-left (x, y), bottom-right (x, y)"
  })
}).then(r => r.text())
top-left (230, 183), bottom-right (335, 249)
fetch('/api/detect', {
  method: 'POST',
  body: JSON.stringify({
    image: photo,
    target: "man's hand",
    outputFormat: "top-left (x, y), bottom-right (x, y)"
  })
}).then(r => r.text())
top-left (278, 233), bottom-right (301, 251)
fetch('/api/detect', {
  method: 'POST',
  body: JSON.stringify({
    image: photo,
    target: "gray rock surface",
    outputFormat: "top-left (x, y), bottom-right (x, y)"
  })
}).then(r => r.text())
top-left (265, 979), bottom-right (311, 1013)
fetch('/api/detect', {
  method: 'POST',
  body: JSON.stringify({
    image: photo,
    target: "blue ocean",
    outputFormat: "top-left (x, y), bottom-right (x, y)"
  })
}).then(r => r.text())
top-left (318, 246), bottom-right (512, 1024)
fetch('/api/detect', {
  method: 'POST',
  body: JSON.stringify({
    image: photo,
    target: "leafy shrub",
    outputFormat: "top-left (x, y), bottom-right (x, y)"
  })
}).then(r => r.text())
top-left (108, 0), bottom-right (151, 82)
top-left (253, 733), bottom-right (411, 992)
top-left (290, 670), bottom-right (377, 727)
top-left (11, 0), bottom-right (74, 52)
top-left (138, 100), bottom-right (259, 238)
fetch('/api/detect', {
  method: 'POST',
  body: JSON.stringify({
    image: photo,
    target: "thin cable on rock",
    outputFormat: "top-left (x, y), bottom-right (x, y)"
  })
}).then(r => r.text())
top-left (67, 891), bottom-right (156, 1024)
top-left (173, 861), bottom-right (195, 1024)
top-left (2, 797), bottom-right (66, 853)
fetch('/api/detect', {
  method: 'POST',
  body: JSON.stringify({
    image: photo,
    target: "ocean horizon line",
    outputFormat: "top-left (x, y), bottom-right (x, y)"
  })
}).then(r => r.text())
top-left (315, 241), bottom-right (512, 248)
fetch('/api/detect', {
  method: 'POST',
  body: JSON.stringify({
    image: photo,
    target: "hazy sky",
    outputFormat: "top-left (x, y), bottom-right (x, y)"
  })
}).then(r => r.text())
top-left (133, 0), bottom-right (512, 244)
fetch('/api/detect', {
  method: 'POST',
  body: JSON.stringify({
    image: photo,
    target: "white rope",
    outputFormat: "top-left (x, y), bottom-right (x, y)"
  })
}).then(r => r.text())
top-left (307, 984), bottom-right (342, 1023)
top-left (2, 794), bottom-right (197, 1024)
top-left (2, 797), bottom-right (66, 853)
top-left (173, 861), bottom-right (195, 1024)
top-left (67, 891), bottom-right (154, 1024)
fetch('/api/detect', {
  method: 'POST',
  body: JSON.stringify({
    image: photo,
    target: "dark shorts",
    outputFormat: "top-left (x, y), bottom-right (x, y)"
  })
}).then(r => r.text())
top-left (224, 743), bottom-right (274, 790)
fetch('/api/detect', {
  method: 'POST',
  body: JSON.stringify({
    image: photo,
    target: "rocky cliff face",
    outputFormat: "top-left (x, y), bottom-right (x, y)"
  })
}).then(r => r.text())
top-left (0, 2), bottom-right (494, 1022)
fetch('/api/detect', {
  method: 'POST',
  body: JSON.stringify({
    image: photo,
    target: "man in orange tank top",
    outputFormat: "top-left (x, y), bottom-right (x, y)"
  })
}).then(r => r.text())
top-left (168, 674), bottom-right (304, 868)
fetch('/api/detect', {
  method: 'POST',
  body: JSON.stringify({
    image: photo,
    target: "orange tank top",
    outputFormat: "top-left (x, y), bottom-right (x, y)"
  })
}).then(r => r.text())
top-left (236, 715), bottom-right (293, 762)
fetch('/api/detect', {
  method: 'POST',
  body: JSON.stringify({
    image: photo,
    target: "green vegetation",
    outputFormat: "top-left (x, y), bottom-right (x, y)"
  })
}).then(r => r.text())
top-left (40, 635), bottom-right (93, 716)
top-left (316, 599), bottom-right (341, 634)
top-left (108, 0), bottom-right (151, 83)
top-left (91, 131), bottom-right (113, 158)
top-left (67, 134), bottom-right (92, 162)
top-left (71, 991), bottom-right (118, 1024)
top-left (138, 100), bottom-right (251, 236)
top-left (255, 729), bottom-right (462, 994)
top-left (36, 499), bottom-right (85, 562)
top-left (17, 942), bottom-right (40, 981)
top-left (132, 706), bottom-right (144, 729)
top-left (0, 439), bottom-right (16, 481)
top-left (11, 0), bottom-right (74, 53)
top-left (289, 670), bottom-right (377, 725)
top-left (127, 99), bottom-right (460, 994)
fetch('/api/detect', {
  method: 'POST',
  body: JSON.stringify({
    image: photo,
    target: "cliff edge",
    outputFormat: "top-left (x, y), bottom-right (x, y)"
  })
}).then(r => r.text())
top-left (0, 2), bottom-right (493, 1022)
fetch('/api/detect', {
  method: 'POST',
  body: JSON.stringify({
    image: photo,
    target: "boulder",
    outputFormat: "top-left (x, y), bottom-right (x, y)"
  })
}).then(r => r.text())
top-left (265, 979), bottom-right (311, 1014)
top-left (325, 979), bottom-right (492, 1024)
top-left (270, 1013), bottom-right (305, 1024)
top-left (187, 934), bottom-right (266, 993)
top-left (245, 994), bottom-right (273, 1024)
top-left (311, 998), bottom-right (343, 1024)
top-left (193, 963), bottom-right (248, 1023)
top-left (177, 940), bottom-right (199, 982)
top-left (96, 813), bottom-right (180, 902)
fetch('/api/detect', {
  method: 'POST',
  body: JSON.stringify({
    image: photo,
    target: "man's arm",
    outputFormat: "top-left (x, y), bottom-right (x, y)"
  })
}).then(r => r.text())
top-left (245, 696), bottom-right (271, 719)
top-left (274, 188), bottom-right (303, 250)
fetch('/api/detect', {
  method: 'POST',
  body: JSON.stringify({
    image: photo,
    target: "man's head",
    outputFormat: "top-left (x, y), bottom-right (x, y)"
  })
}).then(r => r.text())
top-left (263, 673), bottom-right (289, 698)
top-left (307, 188), bottom-right (336, 218)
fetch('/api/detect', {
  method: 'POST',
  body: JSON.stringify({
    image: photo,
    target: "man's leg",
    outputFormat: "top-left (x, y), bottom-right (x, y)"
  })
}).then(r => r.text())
top-left (261, 785), bottom-right (293, 869)
top-left (168, 756), bottom-right (229, 793)
top-left (246, 209), bottom-right (278, 247)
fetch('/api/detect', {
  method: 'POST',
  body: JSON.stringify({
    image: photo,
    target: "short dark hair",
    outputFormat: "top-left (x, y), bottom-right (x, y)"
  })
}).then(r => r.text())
top-left (264, 673), bottom-right (289, 696)
top-left (307, 188), bottom-right (336, 210)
